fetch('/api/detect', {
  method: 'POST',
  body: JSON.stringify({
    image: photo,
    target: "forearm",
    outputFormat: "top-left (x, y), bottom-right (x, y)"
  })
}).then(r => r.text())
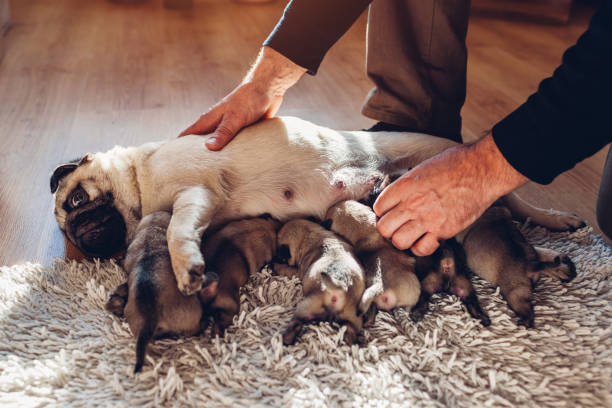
top-left (243, 46), bottom-right (306, 97)
top-left (264, 0), bottom-right (372, 74)
top-left (465, 133), bottom-right (529, 203)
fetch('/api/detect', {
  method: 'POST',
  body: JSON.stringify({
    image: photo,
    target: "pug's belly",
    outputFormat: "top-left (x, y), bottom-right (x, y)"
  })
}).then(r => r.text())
top-left (214, 166), bottom-right (380, 224)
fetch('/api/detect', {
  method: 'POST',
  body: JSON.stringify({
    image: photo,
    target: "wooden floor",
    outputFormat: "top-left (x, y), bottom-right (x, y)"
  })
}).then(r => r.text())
top-left (0, 0), bottom-right (608, 266)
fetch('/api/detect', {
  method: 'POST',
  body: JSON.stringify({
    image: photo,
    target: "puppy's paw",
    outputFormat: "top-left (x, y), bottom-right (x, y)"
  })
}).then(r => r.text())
top-left (548, 255), bottom-right (577, 283)
top-left (105, 282), bottom-right (128, 317)
top-left (505, 286), bottom-right (535, 328)
top-left (282, 319), bottom-right (303, 346)
top-left (537, 209), bottom-right (586, 232)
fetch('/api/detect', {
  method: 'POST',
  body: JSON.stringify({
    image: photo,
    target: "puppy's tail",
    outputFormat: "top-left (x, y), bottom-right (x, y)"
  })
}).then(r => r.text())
top-left (134, 318), bottom-right (156, 373)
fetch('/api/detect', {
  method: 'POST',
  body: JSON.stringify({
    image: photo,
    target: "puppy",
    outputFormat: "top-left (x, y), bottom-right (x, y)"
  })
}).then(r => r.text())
top-left (198, 216), bottom-right (281, 335)
top-left (274, 218), bottom-right (366, 345)
top-left (323, 200), bottom-right (421, 326)
top-left (412, 239), bottom-right (491, 326)
top-left (105, 211), bottom-right (209, 373)
top-left (456, 206), bottom-right (577, 327)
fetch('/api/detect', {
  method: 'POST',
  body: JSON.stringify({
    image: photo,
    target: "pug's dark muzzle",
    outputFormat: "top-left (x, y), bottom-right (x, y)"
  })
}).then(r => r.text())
top-left (65, 194), bottom-right (127, 258)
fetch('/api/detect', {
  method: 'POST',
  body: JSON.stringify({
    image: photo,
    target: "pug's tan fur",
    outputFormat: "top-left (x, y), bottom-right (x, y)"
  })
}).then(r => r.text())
top-left (107, 211), bottom-right (204, 373)
top-left (199, 217), bottom-right (281, 334)
top-left (274, 218), bottom-right (365, 345)
top-left (52, 116), bottom-right (584, 299)
top-left (323, 200), bottom-right (420, 326)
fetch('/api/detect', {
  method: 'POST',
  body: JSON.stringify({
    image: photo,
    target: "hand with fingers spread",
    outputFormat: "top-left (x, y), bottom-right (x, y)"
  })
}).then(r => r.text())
top-left (179, 46), bottom-right (306, 150)
top-left (373, 134), bottom-right (529, 256)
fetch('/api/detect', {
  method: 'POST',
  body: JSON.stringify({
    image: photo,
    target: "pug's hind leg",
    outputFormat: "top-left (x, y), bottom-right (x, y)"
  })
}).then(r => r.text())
top-left (500, 278), bottom-right (535, 328)
top-left (500, 193), bottom-right (585, 231)
top-left (106, 282), bottom-right (128, 317)
top-left (450, 275), bottom-right (491, 327)
top-left (168, 187), bottom-right (220, 296)
top-left (410, 291), bottom-right (431, 322)
top-left (282, 318), bottom-right (305, 345)
top-left (534, 246), bottom-right (577, 283)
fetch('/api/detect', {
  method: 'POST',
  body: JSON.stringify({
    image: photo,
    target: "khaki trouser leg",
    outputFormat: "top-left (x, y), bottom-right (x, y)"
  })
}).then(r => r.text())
top-left (363, 0), bottom-right (471, 142)
top-left (597, 145), bottom-right (612, 240)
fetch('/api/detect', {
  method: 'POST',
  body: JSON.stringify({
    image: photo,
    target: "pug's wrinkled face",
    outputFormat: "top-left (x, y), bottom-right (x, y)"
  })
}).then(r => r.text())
top-left (51, 154), bottom-right (129, 258)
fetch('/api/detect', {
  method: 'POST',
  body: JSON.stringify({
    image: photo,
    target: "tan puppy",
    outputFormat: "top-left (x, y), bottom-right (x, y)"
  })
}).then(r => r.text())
top-left (457, 206), bottom-right (577, 327)
top-left (323, 200), bottom-right (420, 326)
top-left (413, 239), bottom-right (490, 326)
top-left (274, 218), bottom-right (366, 345)
top-left (198, 216), bottom-right (281, 335)
top-left (105, 211), bottom-right (208, 373)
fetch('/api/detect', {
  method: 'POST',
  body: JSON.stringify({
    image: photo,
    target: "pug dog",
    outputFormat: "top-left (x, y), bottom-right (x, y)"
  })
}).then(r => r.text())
top-left (274, 218), bottom-right (366, 345)
top-left (198, 216), bottom-right (281, 335)
top-left (104, 211), bottom-right (210, 373)
top-left (51, 116), bottom-right (584, 298)
top-left (456, 206), bottom-right (577, 327)
top-left (412, 238), bottom-right (491, 326)
top-left (322, 200), bottom-right (421, 328)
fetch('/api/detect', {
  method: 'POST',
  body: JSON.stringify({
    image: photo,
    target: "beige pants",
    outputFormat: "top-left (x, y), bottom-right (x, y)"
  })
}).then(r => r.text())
top-left (363, 0), bottom-right (470, 142)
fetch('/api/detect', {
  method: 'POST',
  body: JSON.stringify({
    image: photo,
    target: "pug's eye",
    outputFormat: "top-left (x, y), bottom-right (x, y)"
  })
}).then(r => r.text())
top-left (69, 188), bottom-right (89, 208)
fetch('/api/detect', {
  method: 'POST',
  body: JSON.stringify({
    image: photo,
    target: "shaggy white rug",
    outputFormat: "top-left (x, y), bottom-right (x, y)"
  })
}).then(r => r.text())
top-left (0, 225), bottom-right (611, 408)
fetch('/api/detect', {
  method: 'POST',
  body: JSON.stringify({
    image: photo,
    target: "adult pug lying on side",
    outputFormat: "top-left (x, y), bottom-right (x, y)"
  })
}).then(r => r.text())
top-left (50, 116), bottom-right (584, 296)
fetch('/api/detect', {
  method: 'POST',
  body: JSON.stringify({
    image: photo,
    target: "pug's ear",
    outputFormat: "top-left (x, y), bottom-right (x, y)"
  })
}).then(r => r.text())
top-left (50, 164), bottom-right (78, 193)
top-left (50, 154), bottom-right (93, 194)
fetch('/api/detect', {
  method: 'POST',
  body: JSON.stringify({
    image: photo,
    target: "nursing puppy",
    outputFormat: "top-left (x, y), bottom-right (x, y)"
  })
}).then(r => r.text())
top-left (323, 200), bottom-right (420, 326)
top-left (456, 206), bottom-right (577, 327)
top-left (274, 218), bottom-right (366, 345)
top-left (198, 216), bottom-right (281, 335)
top-left (105, 211), bottom-right (208, 373)
top-left (413, 239), bottom-right (491, 326)
top-left (51, 116), bottom-right (584, 298)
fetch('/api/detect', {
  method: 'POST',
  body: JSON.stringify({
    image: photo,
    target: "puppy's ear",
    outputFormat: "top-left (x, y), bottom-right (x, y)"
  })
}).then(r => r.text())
top-left (320, 219), bottom-right (333, 230)
top-left (50, 164), bottom-right (78, 193)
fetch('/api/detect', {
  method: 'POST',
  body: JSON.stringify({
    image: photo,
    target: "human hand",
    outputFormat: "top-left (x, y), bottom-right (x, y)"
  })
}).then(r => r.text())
top-left (373, 134), bottom-right (528, 256)
top-left (179, 46), bottom-right (306, 150)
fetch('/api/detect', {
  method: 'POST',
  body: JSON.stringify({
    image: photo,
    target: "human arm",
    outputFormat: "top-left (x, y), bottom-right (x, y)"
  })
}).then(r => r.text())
top-left (180, 0), bottom-right (371, 150)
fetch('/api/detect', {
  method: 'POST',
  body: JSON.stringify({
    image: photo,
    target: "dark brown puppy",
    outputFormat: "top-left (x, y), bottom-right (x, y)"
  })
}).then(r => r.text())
top-left (198, 217), bottom-right (281, 335)
top-left (274, 218), bottom-right (366, 345)
top-left (105, 211), bottom-right (210, 373)
top-left (323, 200), bottom-right (421, 327)
top-left (412, 239), bottom-right (491, 326)
top-left (457, 206), bottom-right (576, 327)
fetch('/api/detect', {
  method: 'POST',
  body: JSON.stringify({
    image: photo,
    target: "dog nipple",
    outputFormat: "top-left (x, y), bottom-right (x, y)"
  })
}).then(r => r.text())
top-left (283, 188), bottom-right (293, 200)
top-left (333, 180), bottom-right (345, 190)
top-left (331, 295), bottom-right (338, 304)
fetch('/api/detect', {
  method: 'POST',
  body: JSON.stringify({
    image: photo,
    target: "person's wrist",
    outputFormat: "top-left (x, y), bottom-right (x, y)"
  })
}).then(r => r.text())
top-left (468, 133), bottom-right (529, 201)
top-left (244, 46), bottom-right (306, 98)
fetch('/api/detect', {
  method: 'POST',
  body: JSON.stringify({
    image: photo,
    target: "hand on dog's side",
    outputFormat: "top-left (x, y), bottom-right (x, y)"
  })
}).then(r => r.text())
top-left (179, 47), bottom-right (306, 150)
top-left (374, 134), bottom-right (529, 256)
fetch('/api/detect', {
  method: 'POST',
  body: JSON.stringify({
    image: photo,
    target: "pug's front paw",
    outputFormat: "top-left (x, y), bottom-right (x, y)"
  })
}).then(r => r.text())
top-left (171, 250), bottom-right (207, 296)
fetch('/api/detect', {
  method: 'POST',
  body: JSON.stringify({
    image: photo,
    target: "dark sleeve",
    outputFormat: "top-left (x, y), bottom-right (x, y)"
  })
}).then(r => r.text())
top-left (263, 0), bottom-right (372, 75)
top-left (492, 0), bottom-right (612, 185)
